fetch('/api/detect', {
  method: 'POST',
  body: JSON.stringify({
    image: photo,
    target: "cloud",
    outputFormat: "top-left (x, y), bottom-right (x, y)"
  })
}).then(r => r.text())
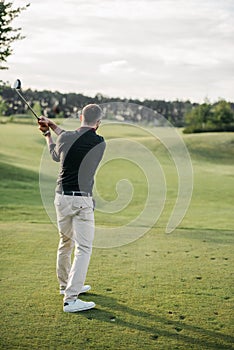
top-left (99, 60), bottom-right (135, 74)
top-left (2, 0), bottom-right (234, 101)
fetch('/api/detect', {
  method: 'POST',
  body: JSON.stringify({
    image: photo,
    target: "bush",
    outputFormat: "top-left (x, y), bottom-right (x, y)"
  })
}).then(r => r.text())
top-left (184, 100), bottom-right (234, 133)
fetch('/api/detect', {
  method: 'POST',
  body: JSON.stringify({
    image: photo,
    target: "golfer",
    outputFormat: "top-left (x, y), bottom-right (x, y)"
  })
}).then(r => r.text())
top-left (38, 104), bottom-right (106, 312)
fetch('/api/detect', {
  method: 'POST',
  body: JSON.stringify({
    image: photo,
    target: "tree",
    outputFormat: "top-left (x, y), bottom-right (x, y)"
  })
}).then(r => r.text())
top-left (0, 95), bottom-right (6, 116)
top-left (185, 102), bottom-right (212, 130)
top-left (212, 100), bottom-right (234, 127)
top-left (0, 1), bottom-right (29, 70)
top-left (184, 100), bottom-right (234, 133)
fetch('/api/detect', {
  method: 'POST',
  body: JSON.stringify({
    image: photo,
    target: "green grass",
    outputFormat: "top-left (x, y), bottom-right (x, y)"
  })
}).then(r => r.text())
top-left (0, 123), bottom-right (233, 349)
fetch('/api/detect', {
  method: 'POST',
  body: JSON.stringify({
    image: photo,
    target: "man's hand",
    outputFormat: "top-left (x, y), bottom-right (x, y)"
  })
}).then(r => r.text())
top-left (38, 116), bottom-right (54, 126)
top-left (38, 117), bottom-right (49, 133)
top-left (38, 116), bottom-right (63, 136)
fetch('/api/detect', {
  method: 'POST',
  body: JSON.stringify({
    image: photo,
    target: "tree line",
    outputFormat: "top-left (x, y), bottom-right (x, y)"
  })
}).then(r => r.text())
top-left (0, 83), bottom-right (195, 126)
top-left (1, 84), bottom-right (234, 132)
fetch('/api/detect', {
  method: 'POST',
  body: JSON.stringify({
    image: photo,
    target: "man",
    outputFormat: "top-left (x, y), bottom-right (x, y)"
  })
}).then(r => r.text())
top-left (38, 104), bottom-right (106, 313)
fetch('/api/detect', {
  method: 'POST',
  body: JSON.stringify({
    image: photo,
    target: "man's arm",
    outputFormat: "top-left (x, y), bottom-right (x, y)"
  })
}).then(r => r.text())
top-left (44, 131), bottom-right (54, 147)
top-left (38, 119), bottom-right (60, 162)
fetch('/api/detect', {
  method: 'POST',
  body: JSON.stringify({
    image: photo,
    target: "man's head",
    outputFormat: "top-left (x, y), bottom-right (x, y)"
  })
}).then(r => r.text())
top-left (80, 104), bottom-right (103, 128)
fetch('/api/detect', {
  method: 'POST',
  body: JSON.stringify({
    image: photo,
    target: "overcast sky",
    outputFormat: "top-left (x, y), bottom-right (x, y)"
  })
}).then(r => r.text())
top-left (1, 0), bottom-right (234, 102)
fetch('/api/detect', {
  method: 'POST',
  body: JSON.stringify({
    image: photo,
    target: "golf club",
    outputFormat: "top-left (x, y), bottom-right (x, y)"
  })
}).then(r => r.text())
top-left (13, 79), bottom-right (40, 120)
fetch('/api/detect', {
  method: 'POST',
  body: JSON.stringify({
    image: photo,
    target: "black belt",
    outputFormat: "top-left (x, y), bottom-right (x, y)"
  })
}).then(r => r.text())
top-left (57, 191), bottom-right (91, 197)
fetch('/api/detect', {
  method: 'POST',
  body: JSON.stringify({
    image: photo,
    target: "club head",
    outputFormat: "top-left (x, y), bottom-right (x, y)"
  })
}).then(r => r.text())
top-left (13, 79), bottom-right (22, 90)
top-left (12, 79), bottom-right (40, 120)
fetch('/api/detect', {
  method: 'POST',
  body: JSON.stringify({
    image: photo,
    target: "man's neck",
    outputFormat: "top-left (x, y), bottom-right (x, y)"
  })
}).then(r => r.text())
top-left (80, 123), bottom-right (95, 128)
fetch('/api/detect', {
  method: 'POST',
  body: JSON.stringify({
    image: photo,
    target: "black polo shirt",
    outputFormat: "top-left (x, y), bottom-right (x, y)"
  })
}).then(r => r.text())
top-left (49, 127), bottom-right (106, 194)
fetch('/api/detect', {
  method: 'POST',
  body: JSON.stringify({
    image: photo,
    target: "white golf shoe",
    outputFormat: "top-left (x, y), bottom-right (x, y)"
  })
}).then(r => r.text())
top-left (60, 285), bottom-right (91, 295)
top-left (63, 299), bottom-right (95, 312)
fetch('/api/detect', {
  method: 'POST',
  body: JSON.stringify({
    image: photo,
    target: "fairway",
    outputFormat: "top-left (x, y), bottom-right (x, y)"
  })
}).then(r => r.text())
top-left (0, 121), bottom-right (233, 349)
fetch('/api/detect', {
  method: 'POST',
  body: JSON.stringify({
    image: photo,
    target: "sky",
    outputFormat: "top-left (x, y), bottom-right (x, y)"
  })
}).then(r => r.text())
top-left (1, 0), bottom-right (234, 102)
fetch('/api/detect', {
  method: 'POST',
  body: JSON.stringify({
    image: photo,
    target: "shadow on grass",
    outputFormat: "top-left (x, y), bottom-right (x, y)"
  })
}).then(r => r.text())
top-left (79, 293), bottom-right (233, 349)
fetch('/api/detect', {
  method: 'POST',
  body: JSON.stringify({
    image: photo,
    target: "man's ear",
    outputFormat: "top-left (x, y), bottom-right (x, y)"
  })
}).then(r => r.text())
top-left (95, 120), bottom-right (101, 130)
top-left (80, 114), bottom-right (83, 122)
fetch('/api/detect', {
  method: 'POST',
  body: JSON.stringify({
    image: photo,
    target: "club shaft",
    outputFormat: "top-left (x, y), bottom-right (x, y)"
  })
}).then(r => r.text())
top-left (16, 90), bottom-right (39, 120)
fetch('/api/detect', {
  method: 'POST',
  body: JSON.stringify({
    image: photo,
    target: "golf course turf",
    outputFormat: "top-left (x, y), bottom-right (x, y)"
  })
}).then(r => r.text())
top-left (0, 120), bottom-right (233, 349)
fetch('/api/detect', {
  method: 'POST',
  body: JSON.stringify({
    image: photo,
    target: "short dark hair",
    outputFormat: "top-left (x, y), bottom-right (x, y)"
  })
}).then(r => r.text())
top-left (82, 104), bottom-right (102, 125)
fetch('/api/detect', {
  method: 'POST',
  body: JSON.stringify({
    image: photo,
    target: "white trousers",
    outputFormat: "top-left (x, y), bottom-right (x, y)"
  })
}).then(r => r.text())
top-left (54, 193), bottom-right (94, 302)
